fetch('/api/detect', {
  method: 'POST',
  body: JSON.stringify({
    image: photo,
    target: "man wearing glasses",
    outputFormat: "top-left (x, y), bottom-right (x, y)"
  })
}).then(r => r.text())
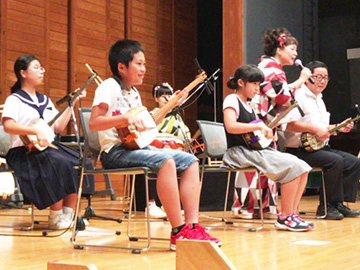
top-left (284, 60), bottom-right (360, 220)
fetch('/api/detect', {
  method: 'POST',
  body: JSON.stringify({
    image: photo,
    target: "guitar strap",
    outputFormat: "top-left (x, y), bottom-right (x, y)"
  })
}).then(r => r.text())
top-left (12, 89), bottom-right (50, 119)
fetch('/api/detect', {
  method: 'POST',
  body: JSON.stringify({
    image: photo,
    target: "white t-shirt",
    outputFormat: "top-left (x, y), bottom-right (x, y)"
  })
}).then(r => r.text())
top-left (223, 93), bottom-right (255, 117)
top-left (2, 92), bottom-right (57, 148)
top-left (284, 84), bottom-right (330, 148)
top-left (92, 77), bottom-right (142, 153)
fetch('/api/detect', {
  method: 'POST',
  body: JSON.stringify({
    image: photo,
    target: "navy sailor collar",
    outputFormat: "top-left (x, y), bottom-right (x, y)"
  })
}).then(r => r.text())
top-left (12, 89), bottom-right (50, 119)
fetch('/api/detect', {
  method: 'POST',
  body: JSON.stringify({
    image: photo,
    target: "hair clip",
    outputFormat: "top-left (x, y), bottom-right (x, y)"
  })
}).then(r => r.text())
top-left (229, 76), bottom-right (234, 80)
top-left (278, 33), bottom-right (287, 48)
top-left (153, 82), bottom-right (173, 98)
top-left (162, 82), bottom-right (173, 93)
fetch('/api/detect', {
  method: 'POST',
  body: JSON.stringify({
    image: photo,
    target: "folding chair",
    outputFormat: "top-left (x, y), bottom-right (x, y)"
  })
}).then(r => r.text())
top-left (197, 120), bottom-right (268, 231)
top-left (71, 108), bottom-right (168, 253)
top-left (0, 124), bottom-right (36, 234)
top-left (58, 134), bottom-right (117, 201)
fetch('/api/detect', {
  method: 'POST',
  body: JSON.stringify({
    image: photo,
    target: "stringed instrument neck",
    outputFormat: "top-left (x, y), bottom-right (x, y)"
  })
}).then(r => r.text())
top-left (267, 101), bottom-right (298, 129)
top-left (328, 114), bottom-right (360, 134)
top-left (152, 72), bottom-right (207, 123)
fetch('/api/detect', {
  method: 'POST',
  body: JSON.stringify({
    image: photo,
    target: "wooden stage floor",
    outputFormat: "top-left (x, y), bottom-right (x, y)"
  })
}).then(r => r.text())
top-left (1, 195), bottom-right (360, 270)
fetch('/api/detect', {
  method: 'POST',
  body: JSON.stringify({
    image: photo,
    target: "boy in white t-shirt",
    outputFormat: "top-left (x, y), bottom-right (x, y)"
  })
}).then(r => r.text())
top-left (89, 39), bottom-right (221, 251)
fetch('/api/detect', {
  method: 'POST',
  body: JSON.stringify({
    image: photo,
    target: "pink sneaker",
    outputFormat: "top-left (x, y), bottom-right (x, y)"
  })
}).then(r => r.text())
top-left (193, 224), bottom-right (222, 247)
top-left (170, 224), bottom-right (222, 251)
top-left (170, 224), bottom-right (193, 251)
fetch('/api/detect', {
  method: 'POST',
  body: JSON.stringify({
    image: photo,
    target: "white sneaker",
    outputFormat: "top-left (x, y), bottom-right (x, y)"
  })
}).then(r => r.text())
top-left (48, 213), bottom-right (73, 230)
top-left (231, 205), bottom-right (241, 216)
top-left (231, 205), bottom-right (253, 219)
top-left (237, 209), bottom-right (253, 219)
top-left (145, 202), bottom-right (167, 219)
top-left (63, 212), bottom-right (75, 226)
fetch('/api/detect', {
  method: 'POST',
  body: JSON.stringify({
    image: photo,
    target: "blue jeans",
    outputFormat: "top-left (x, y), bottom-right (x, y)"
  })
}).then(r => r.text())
top-left (100, 144), bottom-right (198, 176)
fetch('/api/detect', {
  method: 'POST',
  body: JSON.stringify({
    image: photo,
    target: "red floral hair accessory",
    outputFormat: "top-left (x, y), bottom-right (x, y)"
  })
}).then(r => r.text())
top-left (278, 33), bottom-right (287, 48)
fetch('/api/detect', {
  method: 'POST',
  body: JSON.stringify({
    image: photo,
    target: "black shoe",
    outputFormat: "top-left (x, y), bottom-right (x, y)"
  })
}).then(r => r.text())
top-left (335, 202), bottom-right (360, 217)
top-left (316, 204), bottom-right (344, 220)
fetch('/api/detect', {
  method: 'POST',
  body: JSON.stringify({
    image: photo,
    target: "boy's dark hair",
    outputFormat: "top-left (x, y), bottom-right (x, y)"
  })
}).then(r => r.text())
top-left (108, 39), bottom-right (144, 77)
top-left (11, 54), bottom-right (39, 93)
top-left (227, 64), bottom-right (264, 90)
top-left (152, 82), bottom-right (173, 98)
top-left (305, 60), bottom-right (328, 73)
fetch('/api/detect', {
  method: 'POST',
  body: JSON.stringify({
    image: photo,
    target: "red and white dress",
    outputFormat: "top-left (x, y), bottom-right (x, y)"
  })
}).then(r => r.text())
top-left (252, 56), bottom-right (294, 123)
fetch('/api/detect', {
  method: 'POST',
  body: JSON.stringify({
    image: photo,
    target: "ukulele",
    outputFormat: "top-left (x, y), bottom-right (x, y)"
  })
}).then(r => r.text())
top-left (243, 101), bottom-right (299, 150)
top-left (116, 72), bottom-right (207, 150)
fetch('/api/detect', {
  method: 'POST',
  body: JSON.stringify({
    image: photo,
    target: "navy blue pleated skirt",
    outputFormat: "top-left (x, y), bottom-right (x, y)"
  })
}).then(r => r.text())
top-left (6, 141), bottom-right (95, 210)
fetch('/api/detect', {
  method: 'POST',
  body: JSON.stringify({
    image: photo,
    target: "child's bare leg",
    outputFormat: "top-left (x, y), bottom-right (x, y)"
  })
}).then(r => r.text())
top-left (179, 162), bottom-right (200, 224)
top-left (63, 193), bottom-right (77, 209)
top-left (292, 172), bottom-right (308, 213)
top-left (280, 176), bottom-right (302, 216)
top-left (156, 159), bottom-right (183, 227)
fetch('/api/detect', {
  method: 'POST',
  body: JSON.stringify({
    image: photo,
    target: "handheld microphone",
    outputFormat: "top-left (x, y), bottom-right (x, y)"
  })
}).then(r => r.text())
top-left (294, 59), bottom-right (315, 84)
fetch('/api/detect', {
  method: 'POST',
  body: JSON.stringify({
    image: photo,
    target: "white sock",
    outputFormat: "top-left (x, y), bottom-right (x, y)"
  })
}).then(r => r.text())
top-left (49, 209), bottom-right (62, 218)
top-left (63, 206), bottom-right (73, 214)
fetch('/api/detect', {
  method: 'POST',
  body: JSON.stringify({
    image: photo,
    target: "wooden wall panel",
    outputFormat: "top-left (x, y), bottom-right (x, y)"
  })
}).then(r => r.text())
top-left (174, 0), bottom-right (197, 134)
top-left (223, 1), bottom-right (244, 99)
top-left (48, 0), bottom-right (69, 102)
top-left (128, 0), bottom-right (159, 110)
top-left (2, 0), bottom-right (47, 99)
top-left (70, 1), bottom-right (107, 109)
top-left (0, 0), bottom-right (197, 196)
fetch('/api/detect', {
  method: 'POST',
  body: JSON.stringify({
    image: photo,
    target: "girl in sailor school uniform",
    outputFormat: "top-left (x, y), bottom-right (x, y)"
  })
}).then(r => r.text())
top-left (2, 54), bottom-right (94, 230)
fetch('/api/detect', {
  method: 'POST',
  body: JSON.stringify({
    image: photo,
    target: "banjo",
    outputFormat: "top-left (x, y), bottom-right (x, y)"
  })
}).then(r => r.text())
top-left (243, 101), bottom-right (299, 150)
top-left (20, 72), bottom-right (98, 152)
top-left (301, 114), bottom-right (360, 152)
top-left (116, 72), bottom-right (207, 150)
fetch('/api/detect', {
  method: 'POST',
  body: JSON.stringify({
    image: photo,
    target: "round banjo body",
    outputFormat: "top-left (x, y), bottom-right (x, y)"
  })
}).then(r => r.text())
top-left (300, 132), bottom-right (326, 152)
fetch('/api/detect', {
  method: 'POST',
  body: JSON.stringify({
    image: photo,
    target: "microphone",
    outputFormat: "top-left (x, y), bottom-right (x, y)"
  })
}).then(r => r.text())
top-left (294, 59), bottom-right (315, 84)
top-left (56, 91), bottom-right (80, 106)
top-left (193, 58), bottom-right (212, 95)
top-left (194, 58), bottom-right (203, 75)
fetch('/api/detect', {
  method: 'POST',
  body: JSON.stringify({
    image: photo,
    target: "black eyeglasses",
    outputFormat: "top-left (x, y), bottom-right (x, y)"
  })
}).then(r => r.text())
top-left (312, 75), bottom-right (330, 82)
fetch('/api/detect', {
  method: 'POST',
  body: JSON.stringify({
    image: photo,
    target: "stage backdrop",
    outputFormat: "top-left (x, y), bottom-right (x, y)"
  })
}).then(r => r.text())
top-left (0, 0), bottom-right (198, 195)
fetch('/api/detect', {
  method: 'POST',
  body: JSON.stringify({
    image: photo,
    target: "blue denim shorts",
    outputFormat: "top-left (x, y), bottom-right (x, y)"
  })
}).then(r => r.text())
top-left (100, 144), bottom-right (198, 176)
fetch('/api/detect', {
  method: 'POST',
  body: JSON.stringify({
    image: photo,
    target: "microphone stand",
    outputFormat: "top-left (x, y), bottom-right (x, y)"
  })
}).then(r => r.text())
top-left (65, 93), bottom-right (87, 232)
top-left (166, 78), bottom-right (212, 155)
top-left (165, 107), bottom-right (193, 154)
top-left (211, 68), bottom-right (221, 122)
top-left (168, 69), bottom-right (220, 153)
top-left (55, 72), bottom-right (97, 234)
top-left (197, 68), bottom-right (221, 122)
